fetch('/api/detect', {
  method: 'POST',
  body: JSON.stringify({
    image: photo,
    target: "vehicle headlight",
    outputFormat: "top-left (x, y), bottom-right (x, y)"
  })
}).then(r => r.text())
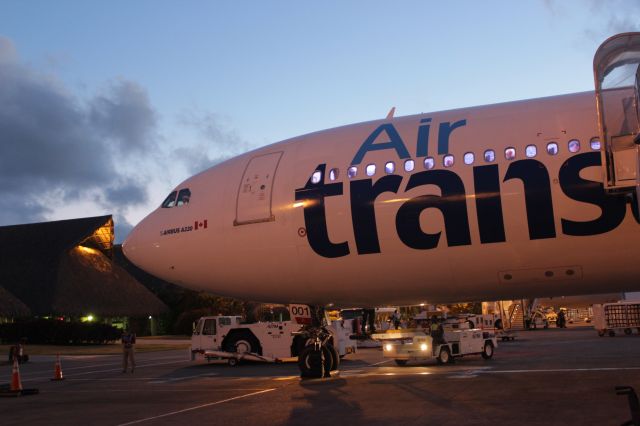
top-left (420, 343), bottom-right (428, 351)
top-left (385, 343), bottom-right (393, 352)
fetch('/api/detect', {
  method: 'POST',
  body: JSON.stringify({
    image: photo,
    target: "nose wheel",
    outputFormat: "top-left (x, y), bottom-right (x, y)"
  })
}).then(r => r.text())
top-left (295, 306), bottom-right (337, 378)
top-left (298, 342), bottom-right (333, 378)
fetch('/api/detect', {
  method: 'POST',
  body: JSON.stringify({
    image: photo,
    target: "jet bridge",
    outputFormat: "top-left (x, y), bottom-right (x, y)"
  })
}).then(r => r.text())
top-left (593, 32), bottom-right (640, 194)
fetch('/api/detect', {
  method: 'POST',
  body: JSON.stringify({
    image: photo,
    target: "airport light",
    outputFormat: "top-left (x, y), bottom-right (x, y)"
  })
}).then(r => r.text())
top-left (87, 315), bottom-right (94, 322)
top-left (77, 245), bottom-right (100, 255)
top-left (148, 315), bottom-right (152, 319)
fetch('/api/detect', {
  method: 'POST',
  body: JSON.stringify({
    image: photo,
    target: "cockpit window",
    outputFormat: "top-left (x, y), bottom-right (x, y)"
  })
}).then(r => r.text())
top-left (176, 188), bottom-right (191, 206)
top-left (161, 191), bottom-right (177, 208)
top-left (161, 188), bottom-right (190, 208)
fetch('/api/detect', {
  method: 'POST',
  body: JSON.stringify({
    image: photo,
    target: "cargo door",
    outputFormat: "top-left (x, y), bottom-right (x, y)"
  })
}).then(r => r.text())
top-left (235, 152), bottom-right (283, 225)
top-left (593, 33), bottom-right (640, 192)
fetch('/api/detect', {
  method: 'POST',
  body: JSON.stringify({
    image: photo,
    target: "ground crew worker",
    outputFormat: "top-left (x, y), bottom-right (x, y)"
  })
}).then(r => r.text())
top-left (391, 310), bottom-right (401, 329)
top-left (557, 310), bottom-right (567, 328)
top-left (430, 316), bottom-right (445, 345)
top-left (121, 329), bottom-right (136, 373)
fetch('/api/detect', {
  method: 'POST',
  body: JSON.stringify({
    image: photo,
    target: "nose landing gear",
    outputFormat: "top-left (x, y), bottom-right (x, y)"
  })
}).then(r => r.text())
top-left (294, 306), bottom-right (339, 379)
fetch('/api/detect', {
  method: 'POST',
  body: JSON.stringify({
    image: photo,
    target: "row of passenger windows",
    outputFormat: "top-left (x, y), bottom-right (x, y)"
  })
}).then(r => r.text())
top-left (161, 188), bottom-right (191, 208)
top-left (312, 138), bottom-right (601, 182)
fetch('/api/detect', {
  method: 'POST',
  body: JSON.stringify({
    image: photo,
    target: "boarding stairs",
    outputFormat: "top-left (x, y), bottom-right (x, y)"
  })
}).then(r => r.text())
top-left (508, 302), bottom-right (526, 331)
top-left (594, 33), bottom-right (640, 208)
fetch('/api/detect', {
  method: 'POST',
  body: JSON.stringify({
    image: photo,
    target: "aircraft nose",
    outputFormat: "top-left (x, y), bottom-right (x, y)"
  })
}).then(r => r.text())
top-left (122, 216), bottom-right (158, 274)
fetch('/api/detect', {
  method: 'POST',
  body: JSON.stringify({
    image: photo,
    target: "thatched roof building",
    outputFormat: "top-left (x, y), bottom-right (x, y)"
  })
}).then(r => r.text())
top-left (0, 215), bottom-right (167, 318)
top-left (0, 286), bottom-right (31, 318)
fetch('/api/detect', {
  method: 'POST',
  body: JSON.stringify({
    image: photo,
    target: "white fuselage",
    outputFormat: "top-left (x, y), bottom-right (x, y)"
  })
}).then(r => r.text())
top-left (123, 91), bottom-right (640, 307)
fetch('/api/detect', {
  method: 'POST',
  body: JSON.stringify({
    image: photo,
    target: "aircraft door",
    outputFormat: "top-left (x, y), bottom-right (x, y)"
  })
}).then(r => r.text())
top-left (593, 32), bottom-right (640, 192)
top-left (200, 318), bottom-right (216, 350)
top-left (235, 151), bottom-right (283, 225)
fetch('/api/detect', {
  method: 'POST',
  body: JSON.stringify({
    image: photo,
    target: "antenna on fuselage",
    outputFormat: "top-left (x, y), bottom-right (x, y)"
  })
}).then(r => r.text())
top-left (386, 107), bottom-right (396, 119)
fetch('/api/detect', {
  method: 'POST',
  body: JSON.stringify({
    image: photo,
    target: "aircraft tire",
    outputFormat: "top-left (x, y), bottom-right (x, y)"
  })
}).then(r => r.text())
top-left (481, 341), bottom-right (494, 359)
top-left (224, 332), bottom-right (260, 355)
top-left (437, 347), bottom-right (451, 365)
top-left (395, 359), bottom-right (408, 366)
top-left (298, 345), bottom-right (332, 378)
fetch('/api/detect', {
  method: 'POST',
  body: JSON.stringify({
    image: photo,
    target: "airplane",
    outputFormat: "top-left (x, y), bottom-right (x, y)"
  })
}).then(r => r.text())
top-left (123, 33), bottom-right (640, 376)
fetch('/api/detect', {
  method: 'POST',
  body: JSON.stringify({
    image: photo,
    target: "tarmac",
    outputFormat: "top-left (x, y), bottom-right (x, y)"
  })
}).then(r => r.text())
top-left (1, 326), bottom-right (639, 425)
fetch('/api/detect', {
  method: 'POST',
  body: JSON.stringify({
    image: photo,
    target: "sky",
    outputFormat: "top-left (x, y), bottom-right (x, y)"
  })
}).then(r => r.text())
top-left (0, 0), bottom-right (639, 242)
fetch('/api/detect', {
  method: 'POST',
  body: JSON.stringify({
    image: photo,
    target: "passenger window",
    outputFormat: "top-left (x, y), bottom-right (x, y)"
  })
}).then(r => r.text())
top-left (161, 191), bottom-right (177, 208)
top-left (443, 155), bottom-right (454, 167)
top-left (404, 159), bottom-right (415, 172)
top-left (590, 137), bottom-right (601, 150)
top-left (547, 142), bottom-right (558, 155)
top-left (219, 317), bottom-right (231, 326)
top-left (329, 168), bottom-right (339, 181)
top-left (385, 161), bottom-right (395, 174)
top-left (347, 166), bottom-right (357, 179)
top-left (202, 319), bottom-right (216, 336)
top-left (463, 152), bottom-right (474, 165)
top-left (568, 139), bottom-right (580, 153)
top-left (366, 164), bottom-right (376, 177)
top-left (311, 171), bottom-right (322, 184)
top-left (525, 145), bottom-right (537, 158)
top-left (484, 150), bottom-right (495, 162)
top-left (423, 157), bottom-right (434, 170)
top-left (504, 147), bottom-right (516, 160)
top-left (176, 188), bottom-right (191, 206)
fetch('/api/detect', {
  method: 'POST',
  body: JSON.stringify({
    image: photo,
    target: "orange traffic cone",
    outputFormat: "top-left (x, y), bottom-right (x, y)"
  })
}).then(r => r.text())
top-left (10, 358), bottom-right (22, 392)
top-left (51, 354), bottom-right (64, 381)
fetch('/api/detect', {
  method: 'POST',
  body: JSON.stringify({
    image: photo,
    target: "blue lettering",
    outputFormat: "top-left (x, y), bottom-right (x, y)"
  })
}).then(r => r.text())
top-left (351, 124), bottom-right (410, 165)
top-left (437, 119), bottom-right (467, 155)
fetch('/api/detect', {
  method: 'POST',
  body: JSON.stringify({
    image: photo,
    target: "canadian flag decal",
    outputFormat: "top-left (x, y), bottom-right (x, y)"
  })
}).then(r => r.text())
top-left (194, 220), bottom-right (208, 230)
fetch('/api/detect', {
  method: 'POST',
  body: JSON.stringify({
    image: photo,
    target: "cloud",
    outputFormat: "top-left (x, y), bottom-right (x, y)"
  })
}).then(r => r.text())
top-left (544, 1), bottom-right (640, 41)
top-left (104, 181), bottom-right (149, 207)
top-left (0, 35), bottom-right (155, 240)
top-left (0, 36), bottom-right (17, 63)
top-left (588, 1), bottom-right (640, 36)
top-left (175, 109), bottom-right (250, 174)
top-left (113, 214), bottom-right (135, 244)
top-left (90, 80), bottom-right (157, 153)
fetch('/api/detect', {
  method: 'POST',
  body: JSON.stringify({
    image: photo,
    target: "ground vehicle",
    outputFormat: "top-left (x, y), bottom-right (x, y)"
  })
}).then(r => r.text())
top-left (191, 315), bottom-right (356, 365)
top-left (443, 314), bottom-right (499, 330)
top-left (593, 302), bottom-right (640, 337)
top-left (373, 329), bottom-right (497, 366)
top-left (123, 33), bottom-right (640, 379)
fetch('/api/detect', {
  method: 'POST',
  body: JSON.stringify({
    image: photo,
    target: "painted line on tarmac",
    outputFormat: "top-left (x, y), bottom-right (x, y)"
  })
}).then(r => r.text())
top-left (54, 387), bottom-right (270, 393)
top-left (21, 355), bottom-right (188, 375)
top-left (478, 366), bottom-right (640, 374)
top-left (116, 388), bottom-right (277, 426)
top-left (20, 359), bottom-right (189, 383)
top-left (338, 366), bottom-right (640, 379)
top-left (370, 359), bottom-right (392, 366)
top-left (148, 373), bottom-right (219, 384)
top-left (273, 376), bottom-right (298, 381)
